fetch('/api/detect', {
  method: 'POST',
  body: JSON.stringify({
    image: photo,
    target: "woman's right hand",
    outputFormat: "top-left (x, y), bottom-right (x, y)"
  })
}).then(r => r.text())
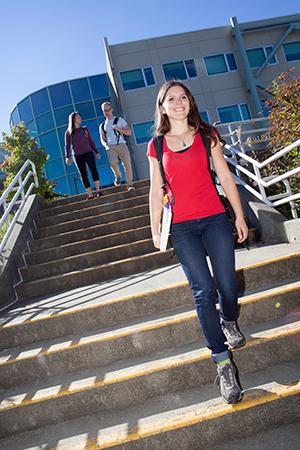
top-left (66, 158), bottom-right (72, 166)
top-left (152, 233), bottom-right (161, 249)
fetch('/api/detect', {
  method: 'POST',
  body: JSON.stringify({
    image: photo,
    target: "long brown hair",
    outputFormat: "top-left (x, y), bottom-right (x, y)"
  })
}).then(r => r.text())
top-left (67, 111), bottom-right (80, 135)
top-left (154, 80), bottom-right (223, 147)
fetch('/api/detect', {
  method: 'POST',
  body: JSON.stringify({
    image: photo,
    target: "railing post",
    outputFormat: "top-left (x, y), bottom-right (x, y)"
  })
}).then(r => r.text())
top-left (283, 179), bottom-right (298, 219)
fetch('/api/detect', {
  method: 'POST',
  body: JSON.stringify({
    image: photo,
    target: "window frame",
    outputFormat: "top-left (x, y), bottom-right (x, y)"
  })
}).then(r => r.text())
top-left (162, 59), bottom-right (198, 81)
top-left (132, 120), bottom-right (154, 145)
top-left (217, 103), bottom-right (251, 123)
top-left (119, 66), bottom-right (156, 92)
top-left (246, 45), bottom-right (278, 69)
top-left (203, 53), bottom-right (238, 77)
top-left (199, 110), bottom-right (211, 123)
top-left (282, 40), bottom-right (300, 63)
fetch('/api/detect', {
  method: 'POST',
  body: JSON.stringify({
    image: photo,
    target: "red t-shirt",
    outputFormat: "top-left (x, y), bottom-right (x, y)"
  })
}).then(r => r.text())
top-left (147, 133), bottom-right (225, 224)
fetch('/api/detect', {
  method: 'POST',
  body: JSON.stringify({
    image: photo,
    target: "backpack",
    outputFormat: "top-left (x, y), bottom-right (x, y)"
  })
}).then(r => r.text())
top-left (101, 117), bottom-right (121, 144)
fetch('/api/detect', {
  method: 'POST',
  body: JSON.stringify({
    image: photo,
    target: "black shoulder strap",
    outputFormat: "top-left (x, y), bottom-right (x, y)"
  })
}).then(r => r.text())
top-left (100, 122), bottom-right (106, 135)
top-left (113, 116), bottom-right (121, 144)
top-left (153, 135), bottom-right (168, 193)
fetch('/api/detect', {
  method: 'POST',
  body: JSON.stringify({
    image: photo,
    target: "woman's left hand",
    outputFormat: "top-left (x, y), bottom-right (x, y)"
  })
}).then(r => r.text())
top-left (96, 153), bottom-right (101, 160)
top-left (235, 216), bottom-right (248, 243)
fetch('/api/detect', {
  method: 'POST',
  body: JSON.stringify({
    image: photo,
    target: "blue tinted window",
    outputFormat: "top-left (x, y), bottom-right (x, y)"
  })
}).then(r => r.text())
top-left (31, 89), bottom-right (51, 116)
top-left (45, 158), bottom-right (65, 180)
top-left (218, 105), bottom-right (242, 123)
top-left (26, 120), bottom-right (37, 136)
top-left (204, 55), bottom-right (228, 75)
top-left (144, 67), bottom-right (155, 85)
top-left (246, 48), bottom-right (265, 68)
top-left (49, 82), bottom-right (72, 108)
top-left (11, 107), bottom-right (20, 125)
top-left (89, 74), bottom-right (109, 99)
top-left (54, 105), bottom-right (74, 127)
top-left (120, 69), bottom-right (145, 90)
top-left (163, 62), bottom-right (187, 81)
top-left (36, 112), bottom-right (55, 133)
top-left (133, 121), bottom-right (154, 144)
top-left (70, 78), bottom-right (91, 102)
top-left (218, 104), bottom-right (251, 123)
top-left (53, 176), bottom-right (70, 195)
top-left (57, 127), bottom-right (67, 152)
top-left (283, 41), bottom-right (300, 62)
top-left (185, 59), bottom-right (197, 78)
top-left (265, 47), bottom-right (276, 64)
top-left (18, 97), bottom-right (33, 123)
top-left (240, 104), bottom-right (251, 120)
top-left (75, 101), bottom-right (96, 119)
top-left (39, 130), bottom-right (61, 159)
top-left (199, 111), bottom-right (209, 122)
top-left (226, 53), bottom-right (237, 71)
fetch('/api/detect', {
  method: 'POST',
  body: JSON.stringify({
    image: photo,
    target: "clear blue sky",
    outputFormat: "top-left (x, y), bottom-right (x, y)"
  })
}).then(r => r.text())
top-left (1, 0), bottom-right (299, 134)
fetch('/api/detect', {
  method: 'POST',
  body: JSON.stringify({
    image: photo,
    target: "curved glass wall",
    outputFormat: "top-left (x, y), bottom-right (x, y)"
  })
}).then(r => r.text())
top-left (10, 74), bottom-right (118, 195)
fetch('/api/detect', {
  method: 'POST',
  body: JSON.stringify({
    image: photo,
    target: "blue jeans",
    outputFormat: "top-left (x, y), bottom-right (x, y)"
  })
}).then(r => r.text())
top-left (171, 212), bottom-right (237, 363)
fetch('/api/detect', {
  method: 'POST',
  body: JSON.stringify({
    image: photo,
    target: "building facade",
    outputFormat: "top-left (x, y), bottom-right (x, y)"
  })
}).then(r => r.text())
top-left (10, 14), bottom-right (300, 194)
top-left (9, 74), bottom-right (123, 195)
top-left (105, 14), bottom-right (300, 179)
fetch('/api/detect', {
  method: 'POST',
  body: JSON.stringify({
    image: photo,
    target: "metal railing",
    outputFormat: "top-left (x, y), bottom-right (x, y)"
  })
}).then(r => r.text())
top-left (223, 138), bottom-right (300, 219)
top-left (0, 159), bottom-right (38, 254)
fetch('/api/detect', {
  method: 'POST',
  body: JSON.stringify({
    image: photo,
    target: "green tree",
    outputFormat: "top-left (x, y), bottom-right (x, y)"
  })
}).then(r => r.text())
top-left (1, 123), bottom-right (56, 200)
top-left (263, 68), bottom-right (300, 216)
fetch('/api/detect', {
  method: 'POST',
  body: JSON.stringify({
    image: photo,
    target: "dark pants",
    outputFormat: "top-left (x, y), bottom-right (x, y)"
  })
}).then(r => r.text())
top-left (74, 152), bottom-right (99, 189)
top-left (171, 212), bottom-right (237, 363)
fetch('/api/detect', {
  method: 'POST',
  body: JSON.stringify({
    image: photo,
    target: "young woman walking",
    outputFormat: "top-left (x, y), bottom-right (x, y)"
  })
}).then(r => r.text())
top-left (65, 112), bottom-right (103, 199)
top-left (147, 81), bottom-right (248, 404)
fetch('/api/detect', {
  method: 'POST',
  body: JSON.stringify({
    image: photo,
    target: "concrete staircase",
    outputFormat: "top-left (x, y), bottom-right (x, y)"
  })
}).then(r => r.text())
top-left (14, 179), bottom-right (258, 301)
top-left (0, 182), bottom-right (299, 449)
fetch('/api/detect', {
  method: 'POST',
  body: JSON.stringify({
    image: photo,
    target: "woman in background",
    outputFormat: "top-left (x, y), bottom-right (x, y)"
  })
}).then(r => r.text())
top-left (65, 112), bottom-right (103, 199)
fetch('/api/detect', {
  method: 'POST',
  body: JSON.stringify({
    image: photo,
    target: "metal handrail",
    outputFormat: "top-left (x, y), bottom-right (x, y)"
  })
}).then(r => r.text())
top-left (0, 159), bottom-right (39, 254)
top-left (224, 138), bottom-right (300, 219)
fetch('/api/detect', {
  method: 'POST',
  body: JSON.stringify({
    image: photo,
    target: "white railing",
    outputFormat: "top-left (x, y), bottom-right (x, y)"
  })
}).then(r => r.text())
top-left (0, 159), bottom-right (39, 254)
top-left (224, 138), bottom-right (300, 219)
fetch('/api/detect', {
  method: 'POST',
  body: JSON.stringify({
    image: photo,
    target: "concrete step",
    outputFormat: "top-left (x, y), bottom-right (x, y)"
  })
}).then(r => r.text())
top-left (2, 264), bottom-right (299, 349)
top-left (23, 227), bottom-right (259, 281)
top-left (25, 225), bottom-right (152, 265)
top-left (0, 321), bottom-right (298, 438)
top-left (39, 193), bottom-right (149, 228)
top-left (34, 203), bottom-right (150, 239)
top-left (15, 248), bottom-right (300, 305)
top-left (29, 214), bottom-right (151, 252)
top-left (0, 287), bottom-right (298, 388)
top-left (20, 238), bottom-right (156, 282)
top-left (15, 250), bottom-right (175, 301)
top-left (43, 179), bottom-right (150, 210)
top-left (0, 360), bottom-right (298, 449)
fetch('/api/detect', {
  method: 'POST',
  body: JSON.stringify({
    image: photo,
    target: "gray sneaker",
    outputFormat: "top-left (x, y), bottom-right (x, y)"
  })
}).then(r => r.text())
top-left (215, 363), bottom-right (243, 404)
top-left (221, 319), bottom-right (246, 349)
top-left (114, 177), bottom-right (121, 187)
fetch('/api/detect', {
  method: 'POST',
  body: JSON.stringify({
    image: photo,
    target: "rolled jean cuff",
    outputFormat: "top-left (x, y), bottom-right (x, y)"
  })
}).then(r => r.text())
top-left (212, 350), bottom-right (230, 364)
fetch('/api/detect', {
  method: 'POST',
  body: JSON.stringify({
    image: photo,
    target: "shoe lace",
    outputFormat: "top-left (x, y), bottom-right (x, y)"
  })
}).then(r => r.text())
top-left (224, 322), bottom-right (239, 337)
top-left (215, 364), bottom-right (235, 389)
